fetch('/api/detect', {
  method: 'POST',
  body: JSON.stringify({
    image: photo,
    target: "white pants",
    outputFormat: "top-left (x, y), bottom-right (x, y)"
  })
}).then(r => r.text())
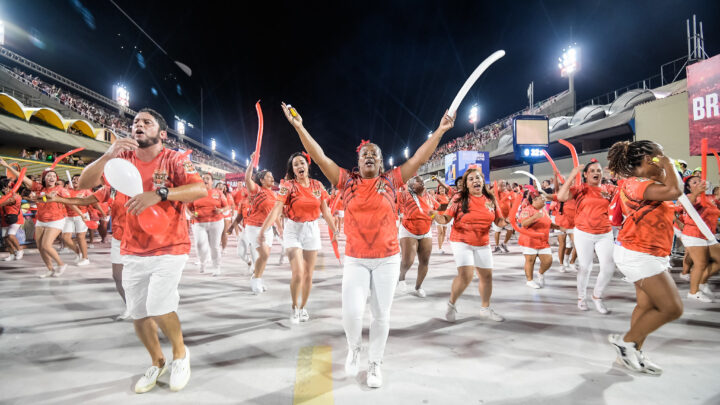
top-left (193, 220), bottom-right (224, 269)
top-left (110, 237), bottom-right (122, 264)
top-left (122, 254), bottom-right (188, 319)
top-left (283, 219), bottom-right (321, 250)
top-left (342, 254), bottom-right (401, 363)
top-left (244, 225), bottom-right (274, 262)
top-left (574, 228), bottom-right (615, 299)
top-left (2, 223), bottom-right (22, 236)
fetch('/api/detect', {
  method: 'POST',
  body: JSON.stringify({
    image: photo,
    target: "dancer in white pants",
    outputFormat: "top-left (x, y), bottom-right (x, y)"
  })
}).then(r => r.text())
top-left (282, 101), bottom-right (454, 388)
top-left (244, 154), bottom-right (277, 293)
top-left (558, 159), bottom-right (616, 314)
top-left (258, 152), bottom-right (337, 323)
top-left (188, 173), bottom-right (229, 275)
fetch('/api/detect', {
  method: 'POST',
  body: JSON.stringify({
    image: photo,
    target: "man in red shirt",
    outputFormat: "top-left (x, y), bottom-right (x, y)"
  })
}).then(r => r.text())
top-left (79, 108), bottom-right (205, 394)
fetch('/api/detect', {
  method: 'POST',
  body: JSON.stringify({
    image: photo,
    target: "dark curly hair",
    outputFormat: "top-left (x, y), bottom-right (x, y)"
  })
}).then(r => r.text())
top-left (607, 140), bottom-right (660, 177)
top-left (683, 175), bottom-right (701, 195)
top-left (286, 152), bottom-right (310, 180)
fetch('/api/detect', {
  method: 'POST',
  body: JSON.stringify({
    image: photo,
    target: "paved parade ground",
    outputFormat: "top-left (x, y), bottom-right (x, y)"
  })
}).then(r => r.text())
top-left (1, 229), bottom-right (719, 405)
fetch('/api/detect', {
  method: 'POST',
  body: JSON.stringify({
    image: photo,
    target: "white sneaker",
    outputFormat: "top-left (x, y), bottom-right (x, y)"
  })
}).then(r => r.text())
top-left (115, 309), bottom-right (131, 321)
top-left (679, 273), bottom-right (690, 282)
top-left (3, 254), bottom-right (14, 261)
top-left (345, 347), bottom-right (360, 377)
top-left (366, 362), bottom-right (383, 388)
top-left (479, 306), bottom-right (505, 322)
top-left (73, 254), bottom-right (82, 264)
top-left (53, 264), bottom-right (67, 277)
top-left (558, 264), bottom-right (569, 273)
top-left (260, 278), bottom-right (268, 292)
top-left (58, 247), bottom-right (70, 254)
top-left (578, 298), bottom-right (589, 311)
top-left (445, 302), bottom-right (458, 322)
top-left (439, 248), bottom-right (445, 255)
top-left (212, 269), bottom-right (222, 277)
top-left (299, 308), bottom-right (309, 322)
top-left (250, 276), bottom-right (262, 295)
top-left (536, 274), bottom-right (545, 287)
top-left (413, 288), bottom-right (427, 298)
top-left (608, 334), bottom-right (644, 372)
top-left (39, 269), bottom-right (54, 278)
top-left (638, 350), bottom-right (663, 375)
top-left (290, 307), bottom-right (300, 324)
top-left (396, 280), bottom-right (407, 293)
top-left (570, 263), bottom-right (579, 272)
top-left (134, 362), bottom-right (168, 394)
top-left (526, 280), bottom-right (541, 289)
top-left (199, 264), bottom-right (207, 274)
top-left (687, 291), bottom-right (713, 303)
top-left (699, 283), bottom-right (714, 298)
top-left (592, 297), bottom-right (609, 314)
top-left (169, 346), bottom-right (191, 392)
top-left (14, 250), bottom-right (23, 260)
top-left (77, 258), bottom-right (90, 266)
top-left (88, 244), bottom-right (95, 249)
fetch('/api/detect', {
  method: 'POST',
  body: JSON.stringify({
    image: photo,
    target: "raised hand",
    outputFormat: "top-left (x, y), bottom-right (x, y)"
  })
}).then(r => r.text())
top-left (281, 102), bottom-right (303, 128)
top-left (437, 110), bottom-right (456, 133)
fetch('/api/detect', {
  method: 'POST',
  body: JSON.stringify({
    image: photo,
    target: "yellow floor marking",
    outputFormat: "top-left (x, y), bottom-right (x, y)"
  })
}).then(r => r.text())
top-left (293, 345), bottom-right (334, 405)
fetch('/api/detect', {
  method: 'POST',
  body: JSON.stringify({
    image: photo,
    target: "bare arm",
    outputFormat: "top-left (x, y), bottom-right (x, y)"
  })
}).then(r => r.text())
top-left (281, 103), bottom-right (341, 186)
top-left (125, 182), bottom-right (206, 215)
top-left (557, 165), bottom-right (583, 202)
top-left (245, 156), bottom-right (258, 194)
top-left (520, 212), bottom-right (543, 228)
top-left (78, 138), bottom-right (139, 189)
top-left (401, 111), bottom-right (455, 182)
top-left (0, 158), bottom-right (33, 188)
top-left (320, 199), bottom-right (338, 235)
top-left (258, 201), bottom-right (283, 235)
top-left (47, 194), bottom-right (99, 206)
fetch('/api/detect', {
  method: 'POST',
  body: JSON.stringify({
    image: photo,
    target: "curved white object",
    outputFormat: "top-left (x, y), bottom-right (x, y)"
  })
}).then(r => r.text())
top-left (513, 170), bottom-right (547, 195)
top-left (671, 160), bottom-right (715, 240)
top-left (104, 158), bottom-right (143, 197)
top-left (448, 50), bottom-right (506, 116)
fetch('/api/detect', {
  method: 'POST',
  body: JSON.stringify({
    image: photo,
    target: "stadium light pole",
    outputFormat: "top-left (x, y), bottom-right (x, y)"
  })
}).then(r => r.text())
top-left (211, 138), bottom-right (216, 154)
top-left (469, 104), bottom-right (479, 132)
top-left (389, 156), bottom-right (394, 167)
top-left (559, 45), bottom-right (579, 113)
top-left (403, 147), bottom-right (409, 160)
top-left (231, 149), bottom-right (236, 160)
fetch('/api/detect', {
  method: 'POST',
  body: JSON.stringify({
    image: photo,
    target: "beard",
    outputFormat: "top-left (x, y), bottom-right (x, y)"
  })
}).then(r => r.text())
top-left (136, 134), bottom-right (162, 148)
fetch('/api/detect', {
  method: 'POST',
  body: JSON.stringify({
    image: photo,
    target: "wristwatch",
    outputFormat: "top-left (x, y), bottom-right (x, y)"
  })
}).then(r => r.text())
top-left (156, 187), bottom-right (169, 201)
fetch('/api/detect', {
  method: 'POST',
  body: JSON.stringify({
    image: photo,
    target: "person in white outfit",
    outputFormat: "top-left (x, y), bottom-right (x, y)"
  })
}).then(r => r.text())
top-left (187, 173), bottom-right (229, 276)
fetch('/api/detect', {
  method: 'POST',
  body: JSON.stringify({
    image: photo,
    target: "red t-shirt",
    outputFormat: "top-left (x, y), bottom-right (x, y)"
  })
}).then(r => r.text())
top-left (94, 187), bottom-right (127, 241)
top-left (570, 184), bottom-right (613, 234)
top-left (446, 194), bottom-right (497, 247)
top-left (498, 190), bottom-right (514, 218)
top-left (277, 179), bottom-right (329, 223)
top-left (617, 177), bottom-right (675, 257)
top-left (188, 188), bottom-right (228, 223)
top-left (682, 195), bottom-right (720, 238)
top-left (518, 205), bottom-right (551, 249)
top-left (398, 190), bottom-right (439, 235)
top-left (2, 192), bottom-right (24, 225)
top-left (65, 189), bottom-right (92, 217)
top-left (118, 148), bottom-right (203, 256)
top-left (331, 194), bottom-right (344, 212)
top-left (245, 187), bottom-right (276, 227)
top-left (552, 195), bottom-right (576, 229)
top-left (225, 193), bottom-right (235, 213)
top-left (31, 183), bottom-right (70, 222)
top-left (337, 167), bottom-right (404, 258)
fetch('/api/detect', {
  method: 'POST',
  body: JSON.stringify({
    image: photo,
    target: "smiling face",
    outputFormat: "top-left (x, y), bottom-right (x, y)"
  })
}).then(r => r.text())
top-left (202, 173), bottom-right (213, 187)
top-left (44, 171), bottom-right (57, 187)
top-left (261, 171), bottom-right (274, 188)
top-left (72, 175), bottom-right (80, 189)
top-left (292, 156), bottom-right (309, 180)
top-left (358, 144), bottom-right (382, 178)
top-left (465, 170), bottom-right (485, 196)
top-left (132, 112), bottom-right (166, 148)
top-left (584, 162), bottom-right (603, 186)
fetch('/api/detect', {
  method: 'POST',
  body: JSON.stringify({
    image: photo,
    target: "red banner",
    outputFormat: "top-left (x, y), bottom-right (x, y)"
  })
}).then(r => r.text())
top-left (688, 54), bottom-right (720, 155)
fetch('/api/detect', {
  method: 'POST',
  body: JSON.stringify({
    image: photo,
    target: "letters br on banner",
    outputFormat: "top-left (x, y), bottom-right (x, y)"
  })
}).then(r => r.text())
top-left (687, 53), bottom-right (720, 155)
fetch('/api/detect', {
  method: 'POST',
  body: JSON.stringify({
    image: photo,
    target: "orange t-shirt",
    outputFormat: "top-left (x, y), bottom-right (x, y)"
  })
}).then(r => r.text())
top-left (570, 184), bottom-right (613, 234)
top-left (398, 190), bottom-right (439, 235)
top-left (93, 186), bottom-right (126, 241)
top-left (188, 188), bottom-right (228, 223)
top-left (2, 192), bottom-right (24, 225)
top-left (31, 183), bottom-right (70, 222)
top-left (65, 189), bottom-right (92, 217)
top-left (245, 186), bottom-right (276, 227)
top-left (225, 193), bottom-right (235, 213)
top-left (518, 205), bottom-right (551, 249)
top-left (498, 190), bottom-right (514, 218)
top-left (681, 195), bottom-right (720, 239)
top-left (435, 193), bottom-right (450, 214)
top-left (337, 167), bottom-right (403, 258)
top-left (446, 194), bottom-right (497, 247)
top-left (118, 148), bottom-right (203, 256)
top-left (617, 177), bottom-right (675, 257)
top-left (552, 195), bottom-right (576, 229)
top-left (332, 194), bottom-right (344, 212)
top-left (277, 179), bottom-right (329, 223)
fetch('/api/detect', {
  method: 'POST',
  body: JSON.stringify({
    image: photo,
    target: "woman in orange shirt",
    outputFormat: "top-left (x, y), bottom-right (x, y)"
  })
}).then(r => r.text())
top-left (558, 158), bottom-right (616, 314)
top-left (187, 173), bottom-right (229, 276)
top-left (258, 152), bottom-right (337, 323)
top-left (518, 189), bottom-right (553, 289)
top-left (432, 177), bottom-right (454, 254)
top-left (434, 168), bottom-right (506, 323)
top-left (282, 102), bottom-right (453, 388)
top-left (680, 176), bottom-right (720, 302)
top-left (244, 153), bottom-right (277, 294)
top-left (215, 181), bottom-right (235, 252)
top-left (0, 178), bottom-right (25, 261)
top-left (606, 140), bottom-right (683, 375)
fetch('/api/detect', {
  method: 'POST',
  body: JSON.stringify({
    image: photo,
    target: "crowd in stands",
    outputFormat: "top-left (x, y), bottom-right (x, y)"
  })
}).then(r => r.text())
top-left (20, 148), bottom-right (86, 167)
top-left (424, 122), bottom-right (505, 168)
top-left (164, 138), bottom-right (243, 174)
top-left (10, 68), bottom-right (131, 134)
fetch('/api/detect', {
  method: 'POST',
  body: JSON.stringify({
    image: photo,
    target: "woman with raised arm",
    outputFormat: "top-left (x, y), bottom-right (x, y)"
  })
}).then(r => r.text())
top-left (432, 176), bottom-right (454, 254)
top-left (1, 158), bottom-right (69, 277)
top-left (281, 102), bottom-right (454, 389)
top-left (605, 140), bottom-right (683, 375)
top-left (244, 153), bottom-right (277, 294)
top-left (257, 152), bottom-right (338, 323)
top-left (434, 168), bottom-right (506, 323)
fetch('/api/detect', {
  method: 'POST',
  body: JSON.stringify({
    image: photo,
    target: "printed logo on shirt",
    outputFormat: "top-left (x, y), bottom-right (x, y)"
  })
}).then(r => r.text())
top-left (153, 169), bottom-right (169, 189)
top-left (183, 160), bottom-right (197, 174)
top-left (279, 186), bottom-right (289, 196)
top-left (312, 189), bottom-right (321, 199)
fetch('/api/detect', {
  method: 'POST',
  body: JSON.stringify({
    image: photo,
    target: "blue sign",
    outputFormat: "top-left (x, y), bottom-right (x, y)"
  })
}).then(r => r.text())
top-left (445, 151), bottom-right (490, 186)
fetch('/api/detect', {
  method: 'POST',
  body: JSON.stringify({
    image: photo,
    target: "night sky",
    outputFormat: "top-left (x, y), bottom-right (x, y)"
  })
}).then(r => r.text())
top-left (2, 0), bottom-right (718, 179)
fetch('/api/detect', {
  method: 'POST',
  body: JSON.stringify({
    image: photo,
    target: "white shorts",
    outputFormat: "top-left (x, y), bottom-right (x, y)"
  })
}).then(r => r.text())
top-left (681, 234), bottom-right (718, 247)
top-left (283, 219), bottom-right (321, 251)
top-left (450, 241), bottom-right (493, 268)
top-left (244, 225), bottom-right (274, 249)
top-left (522, 247), bottom-right (552, 255)
top-left (613, 244), bottom-right (668, 283)
top-left (111, 237), bottom-right (122, 265)
top-left (63, 216), bottom-right (88, 233)
top-left (36, 218), bottom-right (66, 231)
top-left (2, 223), bottom-right (22, 236)
top-left (122, 254), bottom-right (188, 319)
top-left (398, 223), bottom-right (432, 240)
top-left (491, 222), bottom-right (512, 232)
top-left (336, 210), bottom-right (344, 218)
